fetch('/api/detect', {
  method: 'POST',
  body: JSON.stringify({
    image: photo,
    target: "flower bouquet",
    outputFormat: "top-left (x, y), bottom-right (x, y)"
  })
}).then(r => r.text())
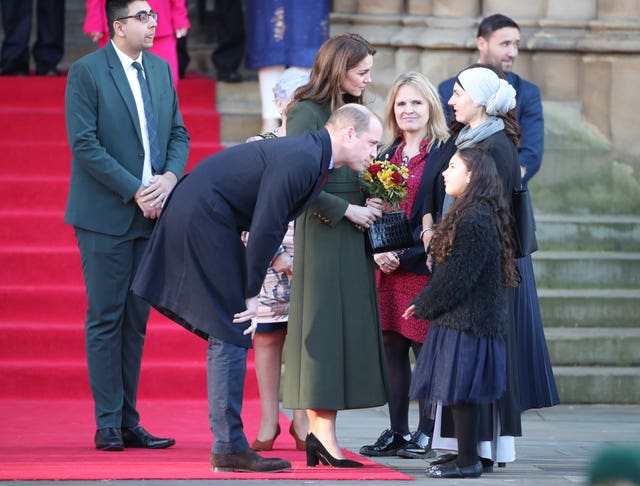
top-left (360, 158), bottom-right (409, 210)
top-left (360, 158), bottom-right (413, 254)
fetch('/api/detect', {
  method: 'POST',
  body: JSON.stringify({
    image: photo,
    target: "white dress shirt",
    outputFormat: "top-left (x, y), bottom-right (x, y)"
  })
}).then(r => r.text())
top-left (111, 41), bottom-right (153, 187)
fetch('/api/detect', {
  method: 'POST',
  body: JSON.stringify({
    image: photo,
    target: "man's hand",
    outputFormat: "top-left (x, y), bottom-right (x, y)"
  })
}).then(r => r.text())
top-left (139, 172), bottom-right (179, 209)
top-left (134, 185), bottom-right (161, 219)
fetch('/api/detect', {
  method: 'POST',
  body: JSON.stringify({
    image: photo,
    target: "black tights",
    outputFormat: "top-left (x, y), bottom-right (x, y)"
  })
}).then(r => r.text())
top-left (451, 402), bottom-right (480, 467)
top-left (383, 331), bottom-right (431, 436)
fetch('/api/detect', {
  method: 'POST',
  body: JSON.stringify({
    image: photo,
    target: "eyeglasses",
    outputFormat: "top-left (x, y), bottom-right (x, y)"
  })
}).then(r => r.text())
top-left (116, 10), bottom-right (158, 23)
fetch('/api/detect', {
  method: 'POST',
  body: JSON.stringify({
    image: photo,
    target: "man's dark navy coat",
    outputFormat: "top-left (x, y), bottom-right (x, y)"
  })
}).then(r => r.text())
top-left (132, 129), bottom-right (333, 347)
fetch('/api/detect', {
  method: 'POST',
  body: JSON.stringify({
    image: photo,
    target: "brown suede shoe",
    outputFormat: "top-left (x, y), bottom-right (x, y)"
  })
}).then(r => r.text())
top-left (210, 448), bottom-right (291, 472)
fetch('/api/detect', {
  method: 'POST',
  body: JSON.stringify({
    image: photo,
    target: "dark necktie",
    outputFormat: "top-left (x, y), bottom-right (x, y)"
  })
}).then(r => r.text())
top-left (132, 61), bottom-right (161, 174)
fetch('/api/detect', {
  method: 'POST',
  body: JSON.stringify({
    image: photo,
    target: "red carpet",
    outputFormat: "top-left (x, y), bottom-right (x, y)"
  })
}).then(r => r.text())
top-left (0, 74), bottom-right (409, 481)
top-left (0, 399), bottom-right (410, 480)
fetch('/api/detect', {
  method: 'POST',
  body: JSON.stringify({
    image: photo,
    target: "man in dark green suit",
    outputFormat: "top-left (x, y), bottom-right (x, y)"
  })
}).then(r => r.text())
top-left (64, 0), bottom-right (189, 451)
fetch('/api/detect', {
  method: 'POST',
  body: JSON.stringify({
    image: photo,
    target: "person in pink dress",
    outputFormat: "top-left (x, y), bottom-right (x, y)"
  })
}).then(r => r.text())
top-left (359, 71), bottom-right (450, 459)
top-left (84, 0), bottom-right (190, 85)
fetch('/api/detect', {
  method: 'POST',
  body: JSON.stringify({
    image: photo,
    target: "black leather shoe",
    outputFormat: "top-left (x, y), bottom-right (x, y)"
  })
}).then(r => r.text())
top-left (216, 70), bottom-right (243, 83)
top-left (210, 448), bottom-right (291, 472)
top-left (0, 66), bottom-right (28, 76)
top-left (427, 460), bottom-right (483, 478)
top-left (481, 457), bottom-right (494, 473)
top-left (35, 66), bottom-right (60, 76)
top-left (121, 424), bottom-right (175, 449)
top-left (94, 427), bottom-right (124, 451)
top-left (397, 431), bottom-right (436, 459)
top-left (359, 429), bottom-right (408, 457)
top-left (427, 452), bottom-right (456, 465)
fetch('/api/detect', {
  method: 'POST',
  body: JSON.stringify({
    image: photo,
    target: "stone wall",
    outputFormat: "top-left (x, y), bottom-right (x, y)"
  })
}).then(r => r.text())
top-left (330, 0), bottom-right (640, 214)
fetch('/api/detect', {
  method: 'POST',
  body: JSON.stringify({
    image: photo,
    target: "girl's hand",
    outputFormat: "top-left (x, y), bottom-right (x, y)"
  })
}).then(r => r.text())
top-left (403, 305), bottom-right (416, 319)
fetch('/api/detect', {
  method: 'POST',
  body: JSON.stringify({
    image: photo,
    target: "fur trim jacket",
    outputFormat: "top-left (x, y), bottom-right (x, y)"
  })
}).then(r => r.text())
top-left (411, 203), bottom-right (509, 338)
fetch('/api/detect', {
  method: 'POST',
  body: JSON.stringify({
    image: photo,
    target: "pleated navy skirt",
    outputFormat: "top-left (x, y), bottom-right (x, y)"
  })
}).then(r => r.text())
top-left (410, 324), bottom-right (507, 406)
top-left (513, 255), bottom-right (560, 411)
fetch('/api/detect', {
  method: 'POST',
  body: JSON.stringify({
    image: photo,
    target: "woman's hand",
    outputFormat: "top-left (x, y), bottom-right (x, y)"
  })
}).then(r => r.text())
top-left (175, 28), bottom-right (189, 39)
top-left (87, 32), bottom-right (103, 44)
top-left (234, 296), bottom-right (259, 338)
top-left (344, 203), bottom-right (382, 228)
top-left (365, 197), bottom-right (385, 212)
top-left (374, 251), bottom-right (400, 274)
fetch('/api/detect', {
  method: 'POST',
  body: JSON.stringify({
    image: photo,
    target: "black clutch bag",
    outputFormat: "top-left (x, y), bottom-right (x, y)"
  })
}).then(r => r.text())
top-left (512, 186), bottom-right (538, 258)
top-left (366, 210), bottom-right (414, 254)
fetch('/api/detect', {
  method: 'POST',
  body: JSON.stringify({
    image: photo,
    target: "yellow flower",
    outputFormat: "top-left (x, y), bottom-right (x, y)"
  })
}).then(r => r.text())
top-left (359, 157), bottom-right (409, 209)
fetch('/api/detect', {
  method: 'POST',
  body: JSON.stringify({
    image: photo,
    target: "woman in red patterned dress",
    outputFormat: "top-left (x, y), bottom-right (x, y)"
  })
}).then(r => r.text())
top-left (359, 72), bottom-right (452, 459)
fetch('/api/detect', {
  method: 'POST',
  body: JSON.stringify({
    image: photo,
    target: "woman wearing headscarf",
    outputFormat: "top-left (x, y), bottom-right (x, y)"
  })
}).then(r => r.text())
top-left (418, 64), bottom-right (522, 471)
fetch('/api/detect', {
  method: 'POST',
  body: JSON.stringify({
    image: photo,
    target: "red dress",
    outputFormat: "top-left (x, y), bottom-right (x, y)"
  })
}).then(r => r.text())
top-left (376, 139), bottom-right (431, 343)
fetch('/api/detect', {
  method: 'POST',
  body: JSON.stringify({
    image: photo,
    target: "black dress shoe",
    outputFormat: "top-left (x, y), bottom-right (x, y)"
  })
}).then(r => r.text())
top-left (36, 66), bottom-right (60, 76)
top-left (0, 66), bottom-right (29, 76)
top-left (359, 429), bottom-right (408, 457)
top-left (397, 431), bottom-right (436, 459)
top-left (210, 448), bottom-right (291, 472)
top-left (94, 427), bottom-right (124, 451)
top-left (216, 70), bottom-right (243, 83)
top-left (427, 460), bottom-right (483, 478)
top-left (481, 457), bottom-right (494, 473)
top-left (121, 424), bottom-right (175, 449)
top-left (427, 452), bottom-right (457, 466)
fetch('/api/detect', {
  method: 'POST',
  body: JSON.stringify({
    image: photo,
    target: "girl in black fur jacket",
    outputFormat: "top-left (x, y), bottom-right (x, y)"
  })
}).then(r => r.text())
top-left (403, 146), bottom-right (519, 479)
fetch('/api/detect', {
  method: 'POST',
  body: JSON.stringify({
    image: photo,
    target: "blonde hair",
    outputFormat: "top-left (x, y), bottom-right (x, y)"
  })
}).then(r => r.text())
top-left (380, 71), bottom-right (449, 154)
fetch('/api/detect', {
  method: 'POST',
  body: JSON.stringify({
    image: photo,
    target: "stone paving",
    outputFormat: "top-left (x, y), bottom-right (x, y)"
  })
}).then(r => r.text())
top-left (2, 403), bottom-right (639, 486)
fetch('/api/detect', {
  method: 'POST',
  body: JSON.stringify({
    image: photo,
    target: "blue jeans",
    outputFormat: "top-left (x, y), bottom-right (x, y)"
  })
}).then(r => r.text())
top-left (207, 337), bottom-right (250, 454)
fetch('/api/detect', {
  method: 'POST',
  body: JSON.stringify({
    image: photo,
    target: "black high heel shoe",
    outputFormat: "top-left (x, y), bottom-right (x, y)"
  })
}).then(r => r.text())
top-left (305, 433), bottom-right (363, 468)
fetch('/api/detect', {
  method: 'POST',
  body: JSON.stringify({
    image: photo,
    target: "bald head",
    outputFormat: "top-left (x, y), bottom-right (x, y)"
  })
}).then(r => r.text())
top-left (327, 104), bottom-right (382, 173)
top-left (326, 103), bottom-right (381, 135)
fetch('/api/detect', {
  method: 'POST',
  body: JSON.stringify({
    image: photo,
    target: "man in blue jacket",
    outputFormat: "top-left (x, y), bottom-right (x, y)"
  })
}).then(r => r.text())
top-left (439, 13), bottom-right (544, 184)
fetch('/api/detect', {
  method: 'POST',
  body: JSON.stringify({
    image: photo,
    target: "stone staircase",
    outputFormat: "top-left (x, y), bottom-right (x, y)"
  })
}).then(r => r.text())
top-left (531, 215), bottom-right (640, 404)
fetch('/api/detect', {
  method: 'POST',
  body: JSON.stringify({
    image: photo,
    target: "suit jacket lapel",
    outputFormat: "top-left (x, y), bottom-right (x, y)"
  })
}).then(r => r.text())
top-left (141, 57), bottom-right (160, 123)
top-left (104, 42), bottom-right (144, 147)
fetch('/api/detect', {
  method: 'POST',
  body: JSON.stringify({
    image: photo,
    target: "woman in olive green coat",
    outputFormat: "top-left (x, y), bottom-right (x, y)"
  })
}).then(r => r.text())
top-left (282, 33), bottom-right (390, 468)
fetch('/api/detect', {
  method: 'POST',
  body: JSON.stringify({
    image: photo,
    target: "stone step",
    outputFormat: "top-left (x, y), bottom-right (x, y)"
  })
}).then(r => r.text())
top-left (538, 289), bottom-right (640, 328)
top-left (533, 215), bottom-right (640, 252)
top-left (532, 251), bottom-right (640, 289)
top-left (544, 327), bottom-right (640, 366)
top-left (216, 80), bottom-right (262, 144)
top-left (552, 366), bottom-right (640, 404)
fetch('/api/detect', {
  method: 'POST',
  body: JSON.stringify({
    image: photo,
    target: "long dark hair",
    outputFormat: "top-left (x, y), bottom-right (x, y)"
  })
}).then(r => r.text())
top-left (430, 146), bottom-right (520, 287)
top-left (449, 63), bottom-right (521, 147)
